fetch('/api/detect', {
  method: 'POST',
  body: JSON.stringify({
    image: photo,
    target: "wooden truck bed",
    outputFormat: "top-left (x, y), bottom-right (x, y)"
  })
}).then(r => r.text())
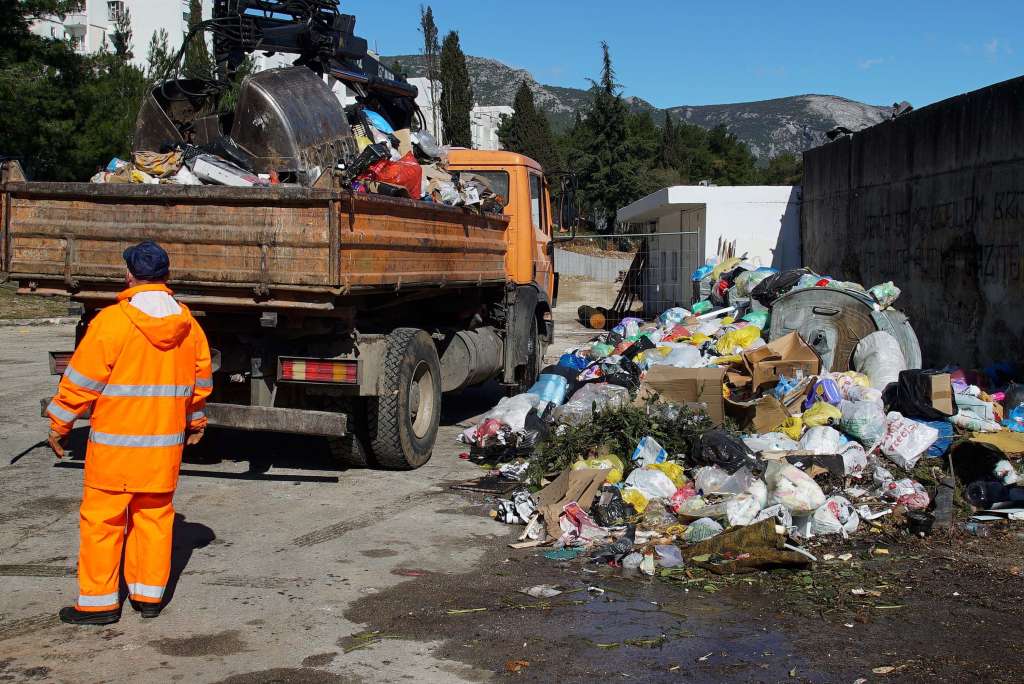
top-left (0, 175), bottom-right (509, 312)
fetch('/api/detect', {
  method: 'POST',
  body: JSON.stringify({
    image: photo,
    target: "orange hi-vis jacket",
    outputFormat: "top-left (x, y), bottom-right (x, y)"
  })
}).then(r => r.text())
top-left (46, 284), bottom-right (213, 493)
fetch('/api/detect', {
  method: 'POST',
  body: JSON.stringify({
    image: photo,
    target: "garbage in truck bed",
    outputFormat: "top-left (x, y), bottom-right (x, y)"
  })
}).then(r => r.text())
top-left (89, 93), bottom-right (504, 214)
top-left (461, 254), bottom-right (1024, 583)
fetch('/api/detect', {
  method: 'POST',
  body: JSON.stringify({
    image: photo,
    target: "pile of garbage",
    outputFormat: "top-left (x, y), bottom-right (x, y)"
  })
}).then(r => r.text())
top-left (460, 258), bottom-right (1024, 576)
top-left (91, 108), bottom-right (503, 212)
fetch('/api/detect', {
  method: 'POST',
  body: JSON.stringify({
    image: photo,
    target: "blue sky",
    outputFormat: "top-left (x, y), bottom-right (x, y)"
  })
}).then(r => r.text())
top-left (350, 0), bottom-right (1023, 108)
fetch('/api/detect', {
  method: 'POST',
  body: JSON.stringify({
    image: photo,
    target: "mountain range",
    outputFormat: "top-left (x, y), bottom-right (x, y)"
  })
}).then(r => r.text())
top-left (385, 54), bottom-right (892, 160)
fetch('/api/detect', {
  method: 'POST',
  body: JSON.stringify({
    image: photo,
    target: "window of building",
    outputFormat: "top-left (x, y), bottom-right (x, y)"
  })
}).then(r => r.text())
top-left (107, 1), bottom-right (124, 23)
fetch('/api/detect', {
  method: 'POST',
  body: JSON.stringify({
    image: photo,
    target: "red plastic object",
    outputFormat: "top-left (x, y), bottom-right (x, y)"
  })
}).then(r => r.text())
top-left (367, 152), bottom-right (422, 199)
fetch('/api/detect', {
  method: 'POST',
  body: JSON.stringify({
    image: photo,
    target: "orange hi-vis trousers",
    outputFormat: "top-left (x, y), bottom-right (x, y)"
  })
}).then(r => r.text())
top-left (76, 486), bottom-right (174, 612)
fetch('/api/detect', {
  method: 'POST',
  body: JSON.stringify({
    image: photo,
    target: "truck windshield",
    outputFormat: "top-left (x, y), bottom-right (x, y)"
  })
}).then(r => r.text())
top-left (459, 171), bottom-right (510, 207)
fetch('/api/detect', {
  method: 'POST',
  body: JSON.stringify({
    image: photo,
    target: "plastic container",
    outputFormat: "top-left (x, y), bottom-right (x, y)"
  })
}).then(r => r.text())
top-left (527, 374), bottom-right (569, 408)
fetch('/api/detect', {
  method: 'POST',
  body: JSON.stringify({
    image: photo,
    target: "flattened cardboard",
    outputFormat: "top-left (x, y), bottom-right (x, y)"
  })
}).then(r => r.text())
top-left (536, 468), bottom-right (608, 541)
top-left (726, 395), bottom-right (790, 433)
top-left (743, 332), bottom-right (821, 389)
top-left (637, 366), bottom-right (725, 424)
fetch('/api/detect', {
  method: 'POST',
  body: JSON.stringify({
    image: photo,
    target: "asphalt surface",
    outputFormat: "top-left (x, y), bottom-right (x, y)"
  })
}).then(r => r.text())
top-left (0, 280), bottom-right (617, 683)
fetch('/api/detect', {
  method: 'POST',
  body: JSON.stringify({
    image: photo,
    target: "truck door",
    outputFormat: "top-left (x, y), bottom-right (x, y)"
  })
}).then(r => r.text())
top-left (529, 171), bottom-right (553, 300)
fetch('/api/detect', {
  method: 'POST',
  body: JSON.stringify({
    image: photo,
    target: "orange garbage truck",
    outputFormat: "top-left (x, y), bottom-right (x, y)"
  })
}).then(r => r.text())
top-left (0, 150), bottom-right (575, 469)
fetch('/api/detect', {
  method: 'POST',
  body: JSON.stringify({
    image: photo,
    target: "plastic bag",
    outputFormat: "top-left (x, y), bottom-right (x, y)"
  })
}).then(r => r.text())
top-left (880, 412), bottom-right (939, 470)
top-left (695, 465), bottom-right (754, 495)
top-left (715, 326), bottom-right (762, 355)
top-left (481, 394), bottom-right (540, 432)
top-left (624, 468), bottom-right (677, 500)
top-left (646, 343), bottom-right (703, 369)
top-left (809, 496), bottom-right (860, 537)
top-left (694, 430), bottom-right (758, 474)
top-left (743, 432), bottom-right (800, 453)
top-left (803, 378), bottom-right (842, 409)
top-left (669, 484), bottom-right (698, 513)
top-left (631, 436), bottom-right (667, 466)
top-left (1002, 405), bottom-right (1024, 433)
top-left (691, 300), bottom-right (713, 315)
top-left (723, 494), bottom-right (762, 527)
top-left (494, 490), bottom-right (536, 524)
top-left (921, 419), bottom-right (954, 457)
top-left (779, 416), bottom-right (804, 441)
top-left (658, 307), bottom-right (692, 327)
top-left (840, 442), bottom-right (868, 477)
top-left (868, 281), bottom-right (901, 308)
top-left (798, 426), bottom-right (843, 455)
top-left (880, 478), bottom-right (930, 510)
top-left (368, 152), bottom-right (423, 199)
top-left (741, 310), bottom-right (770, 329)
top-left (767, 463), bottom-right (827, 513)
top-left (733, 270), bottom-right (773, 298)
top-left (838, 400), bottom-right (887, 446)
top-left (527, 374), bottom-right (569, 408)
top-left (753, 503), bottom-right (793, 530)
top-left (557, 353), bottom-right (589, 371)
top-left (882, 370), bottom-right (956, 420)
top-left (621, 487), bottom-right (650, 514)
top-left (592, 486), bottom-right (630, 527)
top-left (803, 402), bottom-right (842, 428)
top-left (683, 517), bottom-right (724, 543)
top-left (994, 460), bottom-right (1020, 485)
top-left (649, 461), bottom-right (687, 488)
top-left (612, 317), bottom-right (642, 339)
top-left (554, 384), bottom-right (629, 426)
top-left (853, 332), bottom-right (908, 390)
top-left (655, 544), bottom-right (684, 568)
top-left (750, 268), bottom-right (812, 306)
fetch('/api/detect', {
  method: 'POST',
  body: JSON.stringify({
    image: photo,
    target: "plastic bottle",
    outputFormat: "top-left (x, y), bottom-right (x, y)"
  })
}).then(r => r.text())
top-left (527, 374), bottom-right (569, 408)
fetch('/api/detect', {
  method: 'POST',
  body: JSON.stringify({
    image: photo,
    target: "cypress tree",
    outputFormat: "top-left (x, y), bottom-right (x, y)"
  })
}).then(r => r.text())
top-left (498, 81), bottom-right (561, 171)
top-left (438, 30), bottom-right (472, 147)
top-left (182, 0), bottom-right (213, 80)
top-left (418, 5), bottom-right (440, 138)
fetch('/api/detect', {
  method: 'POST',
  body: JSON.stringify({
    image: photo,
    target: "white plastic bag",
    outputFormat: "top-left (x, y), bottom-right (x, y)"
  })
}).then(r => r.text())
top-left (646, 343), bottom-right (702, 369)
top-left (852, 331), bottom-right (908, 390)
top-left (767, 463), bottom-right (827, 514)
top-left (753, 503), bottom-right (793, 530)
top-left (880, 478), bottom-right (930, 510)
top-left (683, 517), bottom-right (723, 542)
top-left (631, 436), bottom-right (667, 466)
top-left (799, 426), bottom-right (844, 455)
top-left (880, 412), bottom-right (939, 470)
top-left (840, 442), bottom-right (868, 478)
top-left (723, 493), bottom-right (761, 527)
top-left (553, 384), bottom-right (629, 426)
top-left (743, 432), bottom-right (800, 453)
top-left (809, 496), bottom-right (860, 537)
top-left (481, 393), bottom-right (540, 432)
top-left (839, 400), bottom-right (887, 446)
top-left (995, 459), bottom-right (1020, 485)
top-left (624, 468), bottom-right (677, 500)
top-left (694, 465), bottom-right (753, 495)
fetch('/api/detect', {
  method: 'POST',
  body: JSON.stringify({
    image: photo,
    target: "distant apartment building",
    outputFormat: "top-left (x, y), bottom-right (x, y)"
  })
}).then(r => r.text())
top-left (30, 0), bottom-right (212, 69)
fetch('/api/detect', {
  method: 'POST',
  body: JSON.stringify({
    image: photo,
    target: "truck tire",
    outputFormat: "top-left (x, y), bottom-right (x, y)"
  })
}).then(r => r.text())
top-left (327, 434), bottom-right (371, 468)
top-left (510, 315), bottom-right (543, 395)
top-left (367, 328), bottom-right (441, 469)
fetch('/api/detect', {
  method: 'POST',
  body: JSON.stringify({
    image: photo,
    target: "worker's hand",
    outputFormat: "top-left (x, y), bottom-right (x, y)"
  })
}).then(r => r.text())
top-left (48, 429), bottom-right (66, 459)
top-left (186, 426), bottom-right (205, 447)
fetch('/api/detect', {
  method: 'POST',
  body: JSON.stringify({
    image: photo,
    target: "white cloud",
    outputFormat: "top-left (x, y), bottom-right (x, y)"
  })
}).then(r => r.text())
top-left (859, 57), bottom-right (885, 70)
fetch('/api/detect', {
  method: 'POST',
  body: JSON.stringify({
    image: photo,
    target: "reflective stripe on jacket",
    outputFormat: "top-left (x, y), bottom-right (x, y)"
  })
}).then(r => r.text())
top-left (47, 284), bottom-right (213, 492)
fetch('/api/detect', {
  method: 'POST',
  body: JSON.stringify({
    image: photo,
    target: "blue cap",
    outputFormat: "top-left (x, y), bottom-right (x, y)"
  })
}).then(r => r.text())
top-left (123, 240), bottom-right (170, 281)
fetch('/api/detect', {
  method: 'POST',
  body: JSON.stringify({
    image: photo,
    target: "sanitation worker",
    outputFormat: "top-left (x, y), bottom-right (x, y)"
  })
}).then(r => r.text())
top-left (46, 241), bottom-right (213, 625)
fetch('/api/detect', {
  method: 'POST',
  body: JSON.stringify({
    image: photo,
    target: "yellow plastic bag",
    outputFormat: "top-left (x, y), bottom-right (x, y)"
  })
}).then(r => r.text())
top-left (720, 316), bottom-right (736, 325)
top-left (802, 401), bottom-right (842, 428)
top-left (715, 326), bottom-right (762, 355)
top-left (621, 487), bottom-right (649, 514)
top-left (711, 256), bottom-right (743, 282)
top-left (648, 462), bottom-right (687, 489)
top-left (842, 371), bottom-right (871, 388)
top-left (689, 333), bottom-right (711, 346)
top-left (779, 416), bottom-right (804, 440)
top-left (572, 455), bottom-right (624, 485)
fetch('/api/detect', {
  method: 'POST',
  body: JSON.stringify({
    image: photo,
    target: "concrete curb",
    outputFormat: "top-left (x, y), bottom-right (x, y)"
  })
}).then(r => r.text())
top-left (0, 317), bottom-right (77, 327)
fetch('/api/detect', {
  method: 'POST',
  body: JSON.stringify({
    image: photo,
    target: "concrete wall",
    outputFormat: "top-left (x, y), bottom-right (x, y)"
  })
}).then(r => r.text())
top-left (705, 187), bottom-right (802, 270)
top-left (554, 248), bottom-right (633, 283)
top-left (802, 76), bottom-right (1024, 368)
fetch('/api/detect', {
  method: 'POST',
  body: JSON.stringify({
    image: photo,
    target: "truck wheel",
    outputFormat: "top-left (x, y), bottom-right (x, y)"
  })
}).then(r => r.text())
top-left (367, 328), bottom-right (441, 469)
top-left (511, 316), bottom-right (543, 395)
top-left (327, 434), bottom-right (371, 468)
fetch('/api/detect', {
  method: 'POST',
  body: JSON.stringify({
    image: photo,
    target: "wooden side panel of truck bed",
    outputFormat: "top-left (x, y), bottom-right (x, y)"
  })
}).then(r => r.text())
top-left (1, 181), bottom-right (508, 305)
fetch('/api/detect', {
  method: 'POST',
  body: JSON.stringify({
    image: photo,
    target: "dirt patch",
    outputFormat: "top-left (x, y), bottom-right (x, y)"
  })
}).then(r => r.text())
top-left (0, 283), bottom-right (68, 320)
top-left (360, 549), bottom-right (398, 558)
top-left (150, 630), bottom-right (248, 657)
top-left (344, 489), bottom-right (1024, 683)
top-left (301, 652), bottom-right (338, 668)
top-left (210, 668), bottom-right (357, 684)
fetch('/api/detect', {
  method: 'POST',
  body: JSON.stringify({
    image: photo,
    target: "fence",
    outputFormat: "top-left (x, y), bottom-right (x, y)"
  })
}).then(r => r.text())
top-left (556, 230), bottom-right (702, 321)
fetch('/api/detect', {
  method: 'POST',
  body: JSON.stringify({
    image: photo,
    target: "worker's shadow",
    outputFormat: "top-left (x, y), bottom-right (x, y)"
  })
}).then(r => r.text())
top-left (163, 513), bottom-right (216, 605)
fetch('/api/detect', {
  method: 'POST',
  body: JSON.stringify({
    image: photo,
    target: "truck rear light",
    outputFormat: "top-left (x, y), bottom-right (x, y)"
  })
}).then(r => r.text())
top-left (49, 351), bottom-right (73, 376)
top-left (278, 357), bottom-right (359, 384)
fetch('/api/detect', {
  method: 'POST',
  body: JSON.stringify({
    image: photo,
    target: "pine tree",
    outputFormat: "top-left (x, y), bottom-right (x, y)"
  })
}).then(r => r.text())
top-left (577, 42), bottom-right (640, 233)
top-left (498, 81), bottom-right (561, 171)
top-left (659, 111), bottom-right (677, 169)
top-left (146, 28), bottom-right (173, 83)
top-left (109, 6), bottom-right (132, 59)
top-left (438, 30), bottom-right (472, 147)
top-left (182, 0), bottom-right (213, 80)
top-left (418, 5), bottom-right (440, 139)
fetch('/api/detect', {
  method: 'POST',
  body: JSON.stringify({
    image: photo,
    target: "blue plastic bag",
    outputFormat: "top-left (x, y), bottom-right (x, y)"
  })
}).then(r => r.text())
top-left (558, 353), bottom-right (589, 371)
top-left (919, 419), bottom-right (955, 456)
top-left (1002, 405), bottom-right (1024, 433)
top-left (363, 109), bottom-right (395, 135)
top-left (691, 264), bottom-right (714, 281)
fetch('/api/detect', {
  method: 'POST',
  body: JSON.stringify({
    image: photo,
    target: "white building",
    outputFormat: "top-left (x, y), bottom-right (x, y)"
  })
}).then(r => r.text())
top-left (470, 105), bottom-right (513, 151)
top-left (616, 185), bottom-right (802, 309)
top-left (31, 0), bottom-right (211, 69)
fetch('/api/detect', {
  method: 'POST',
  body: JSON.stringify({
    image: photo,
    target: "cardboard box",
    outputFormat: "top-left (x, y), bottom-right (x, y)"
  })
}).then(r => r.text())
top-left (742, 332), bottom-right (821, 390)
top-left (637, 366), bottom-right (725, 425)
top-left (725, 395), bottom-right (790, 434)
top-left (929, 373), bottom-right (954, 415)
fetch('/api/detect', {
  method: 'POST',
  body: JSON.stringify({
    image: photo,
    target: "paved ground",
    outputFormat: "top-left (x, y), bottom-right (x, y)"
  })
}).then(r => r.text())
top-left (3, 279), bottom-right (1023, 683)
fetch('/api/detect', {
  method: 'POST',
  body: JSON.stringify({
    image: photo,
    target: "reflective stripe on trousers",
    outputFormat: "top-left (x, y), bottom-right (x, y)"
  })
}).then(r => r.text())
top-left (127, 582), bottom-right (164, 600)
top-left (77, 592), bottom-right (119, 608)
top-left (90, 431), bottom-right (186, 448)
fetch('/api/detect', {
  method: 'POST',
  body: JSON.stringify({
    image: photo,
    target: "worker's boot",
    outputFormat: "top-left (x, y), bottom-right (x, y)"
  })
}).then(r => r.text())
top-left (58, 606), bottom-right (121, 625)
top-left (129, 599), bottom-right (162, 619)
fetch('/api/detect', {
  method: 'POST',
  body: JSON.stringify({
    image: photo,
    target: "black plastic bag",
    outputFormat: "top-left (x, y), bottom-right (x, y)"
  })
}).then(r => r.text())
top-left (750, 268), bottom-right (811, 307)
top-left (882, 369), bottom-right (956, 421)
top-left (592, 486), bottom-right (632, 527)
top-left (1004, 382), bottom-right (1024, 413)
top-left (602, 357), bottom-right (642, 393)
top-left (693, 430), bottom-right (759, 474)
top-left (621, 335), bottom-right (655, 361)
